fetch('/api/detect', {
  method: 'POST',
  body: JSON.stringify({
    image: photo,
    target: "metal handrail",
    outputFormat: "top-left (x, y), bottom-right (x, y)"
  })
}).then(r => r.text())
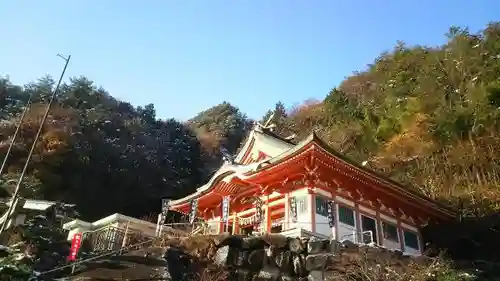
top-left (38, 235), bottom-right (157, 276)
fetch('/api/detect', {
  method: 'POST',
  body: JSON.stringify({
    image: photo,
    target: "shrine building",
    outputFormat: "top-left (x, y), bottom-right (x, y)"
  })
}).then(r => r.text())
top-left (169, 123), bottom-right (455, 256)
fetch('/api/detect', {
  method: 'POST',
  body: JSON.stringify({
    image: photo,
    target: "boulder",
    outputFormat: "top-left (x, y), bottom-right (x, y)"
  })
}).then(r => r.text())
top-left (292, 254), bottom-right (307, 277)
top-left (306, 240), bottom-right (327, 254)
top-left (248, 248), bottom-right (266, 271)
top-left (244, 236), bottom-right (267, 250)
top-left (288, 238), bottom-right (305, 254)
top-left (257, 265), bottom-right (281, 280)
top-left (305, 254), bottom-right (329, 271)
top-left (262, 233), bottom-right (289, 249)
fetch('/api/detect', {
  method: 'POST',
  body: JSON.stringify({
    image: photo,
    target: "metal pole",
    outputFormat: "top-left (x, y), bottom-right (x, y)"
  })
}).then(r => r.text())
top-left (0, 97), bottom-right (34, 179)
top-left (0, 54), bottom-right (71, 237)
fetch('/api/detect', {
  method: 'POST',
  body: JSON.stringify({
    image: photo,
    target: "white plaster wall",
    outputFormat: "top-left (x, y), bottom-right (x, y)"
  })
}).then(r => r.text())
top-left (337, 219), bottom-right (357, 243)
top-left (66, 227), bottom-right (88, 240)
top-left (314, 213), bottom-right (332, 237)
top-left (253, 132), bottom-right (293, 158)
top-left (335, 196), bottom-right (357, 243)
top-left (313, 190), bottom-right (334, 238)
top-left (287, 188), bottom-right (312, 231)
top-left (208, 217), bottom-right (220, 234)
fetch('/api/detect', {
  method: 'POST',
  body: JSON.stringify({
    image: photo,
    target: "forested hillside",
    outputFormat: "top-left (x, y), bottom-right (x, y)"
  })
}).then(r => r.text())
top-left (2, 22), bottom-right (500, 222)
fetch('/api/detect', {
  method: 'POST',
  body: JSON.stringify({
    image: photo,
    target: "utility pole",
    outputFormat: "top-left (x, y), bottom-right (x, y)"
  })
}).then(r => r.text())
top-left (0, 95), bottom-right (34, 180)
top-left (0, 54), bottom-right (71, 237)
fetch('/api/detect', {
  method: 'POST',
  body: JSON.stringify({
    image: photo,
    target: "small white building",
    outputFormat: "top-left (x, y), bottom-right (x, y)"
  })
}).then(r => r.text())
top-left (169, 124), bottom-right (456, 256)
top-left (63, 213), bottom-right (186, 241)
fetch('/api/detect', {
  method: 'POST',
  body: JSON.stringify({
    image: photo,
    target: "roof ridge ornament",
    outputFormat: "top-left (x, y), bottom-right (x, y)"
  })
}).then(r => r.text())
top-left (256, 112), bottom-right (296, 141)
top-left (256, 113), bottom-right (276, 132)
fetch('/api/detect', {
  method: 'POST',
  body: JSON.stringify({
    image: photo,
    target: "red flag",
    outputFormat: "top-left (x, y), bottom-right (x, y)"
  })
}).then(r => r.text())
top-left (68, 233), bottom-right (83, 261)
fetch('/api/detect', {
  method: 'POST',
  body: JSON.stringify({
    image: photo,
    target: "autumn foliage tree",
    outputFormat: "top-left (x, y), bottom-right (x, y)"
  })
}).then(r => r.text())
top-left (276, 22), bottom-right (500, 216)
top-left (2, 22), bottom-right (500, 222)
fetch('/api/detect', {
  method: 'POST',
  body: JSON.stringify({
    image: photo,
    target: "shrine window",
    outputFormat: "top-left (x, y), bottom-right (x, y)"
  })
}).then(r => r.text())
top-left (315, 196), bottom-right (329, 216)
top-left (382, 222), bottom-right (399, 242)
top-left (338, 205), bottom-right (355, 227)
top-left (296, 196), bottom-right (308, 214)
top-left (403, 230), bottom-right (419, 250)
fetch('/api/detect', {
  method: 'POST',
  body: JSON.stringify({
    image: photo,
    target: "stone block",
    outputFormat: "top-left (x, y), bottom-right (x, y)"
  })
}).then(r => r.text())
top-left (275, 249), bottom-right (293, 273)
top-left (164, 247), bottom-right (192, 281)
top-left (262, 233), bottom-right (289, 248)
top-left (257, 265), bottom-right (280, 281)
top-left (293, 254), bottom-right (307, 277)
top-left (248, 248), bottom-right (266, 271)
top-left (280, 275), bottom-right (295, 281)
top-left (218, 235), bottom-right (246, 249)
top-left (326, 240), bottom-right (341, 253)
top-left (341, 240), bottom-right (357, 249)
top-left (243, 237), bottom-right (267, 250)
top-left (308, 270), bottom-right (324, 281)
top-left (231, 268), bottom-right (252, 281)
top-left (288, 237), bottom-right (305, 254)
top-left (307, 240), bottom-right (327, 254)
top-left (214, 245), bottom-right (230, 266)
top-left (236, 250), bottom-right (249, 267)
top-left (305, 254), bottom-right (329, 271)
top-left (214, 245), bottom-right (239, 268)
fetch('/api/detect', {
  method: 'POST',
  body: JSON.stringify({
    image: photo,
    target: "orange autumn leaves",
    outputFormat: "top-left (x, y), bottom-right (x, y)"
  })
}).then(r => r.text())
top-left (0, 103), bottom-right (81, 169)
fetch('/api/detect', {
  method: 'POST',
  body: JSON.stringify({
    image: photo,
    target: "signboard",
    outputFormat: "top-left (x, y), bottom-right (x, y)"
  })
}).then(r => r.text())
top-left (68, 233), bottom-right (83, 261)
top-left (290, 197), bottom-right (297, 223)
top-left (327, 201), bottom-right (335, 228)
top-left (189, 199), bottom-right (198, 224)
top-left (221, 196), bottom-right (230, 223)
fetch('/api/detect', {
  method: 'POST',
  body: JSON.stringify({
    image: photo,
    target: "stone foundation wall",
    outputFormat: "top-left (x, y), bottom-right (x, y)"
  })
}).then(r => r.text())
top-left (163, 234), bottom-right (424, 281)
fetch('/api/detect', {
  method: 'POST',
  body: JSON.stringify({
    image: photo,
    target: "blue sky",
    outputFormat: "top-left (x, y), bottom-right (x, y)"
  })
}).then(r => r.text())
top-left (1, 1), bottom-right (498, 120)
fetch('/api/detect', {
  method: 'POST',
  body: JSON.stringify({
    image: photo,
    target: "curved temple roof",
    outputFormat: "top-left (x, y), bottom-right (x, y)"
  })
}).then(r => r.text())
top-left (170, 127), bottom-right (456, 220)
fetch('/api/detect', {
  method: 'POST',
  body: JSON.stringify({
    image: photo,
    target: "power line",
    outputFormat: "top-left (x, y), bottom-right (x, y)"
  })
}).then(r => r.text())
top-left (0, 93), bottom-right (35, 180)
top-left (0, 54), bottom-right (71, 238)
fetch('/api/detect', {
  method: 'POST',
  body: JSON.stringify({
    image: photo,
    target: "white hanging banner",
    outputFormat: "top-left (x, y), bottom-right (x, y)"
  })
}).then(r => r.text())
top-left (221, 196), bottom-right (231, 223)
top-left (290, 197), bottom-right (298, 223)
top-left (189, 199), bottom-right (198, 224)
top-left (254, 198), bottom-right (264, 224)
top-left (327, 201), bottom-right (335, 227)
